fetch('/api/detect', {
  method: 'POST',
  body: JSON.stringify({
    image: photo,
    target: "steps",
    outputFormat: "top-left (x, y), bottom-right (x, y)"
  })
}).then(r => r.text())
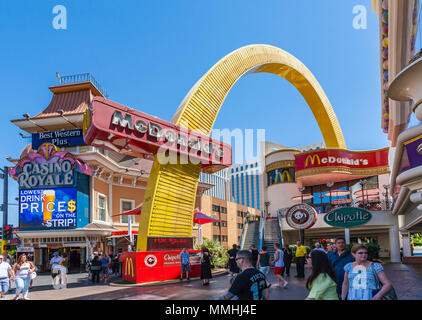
top-left (263, 218), bottom-right (280, 258)
top-left (243, 221), bottom-right (259, 250)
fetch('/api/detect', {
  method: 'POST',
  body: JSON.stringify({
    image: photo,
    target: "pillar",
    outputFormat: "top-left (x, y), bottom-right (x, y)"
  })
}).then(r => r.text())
top-left (345, 228), bottom-right (350, 244)
top-left (402, 232), bottom-right (412, 257)
top-left (389, 226), bottom-right (401, 262)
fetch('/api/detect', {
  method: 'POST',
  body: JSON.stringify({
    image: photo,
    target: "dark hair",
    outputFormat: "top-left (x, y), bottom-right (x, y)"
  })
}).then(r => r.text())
top-left (274, 243), bottom-right (280, 249)
top-left (236, 250), bottom-right (253, 264)
top-left (335, 238), bottom-right (346, 243)
top-left (306, 250), bottom-right (336, 290)
top-left (233, 244), bottom-right (237, 249)
top-left (93, 256), bottom-right (99, 262)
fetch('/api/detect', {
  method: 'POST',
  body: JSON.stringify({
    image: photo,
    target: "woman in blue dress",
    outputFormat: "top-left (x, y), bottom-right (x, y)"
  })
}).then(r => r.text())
top-left (341, 244), bottom-right (392, 300)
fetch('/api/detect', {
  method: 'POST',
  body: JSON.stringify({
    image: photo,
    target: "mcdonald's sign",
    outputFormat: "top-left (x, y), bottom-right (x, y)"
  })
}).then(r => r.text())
top-left (295, 148), bottom-right (389, 173)
top-left (125, 257), bottom-right (134, 278)
top-left (305, 154), bottom-right (321, 167)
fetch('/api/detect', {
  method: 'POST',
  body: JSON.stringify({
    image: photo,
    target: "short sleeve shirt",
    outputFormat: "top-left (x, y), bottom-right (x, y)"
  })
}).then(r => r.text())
top-left (180, 251), bottom-right (190, 265)
top-left (227, 249), bottom-right (237, 259)
top-left (344, 262), bottom-right (384, 300)
top-left (0, 261), bottom-right (11, 278)
top-left (229, 268), bottom-right (268, 300)
top-left (50, 256), bottom-right (63, 269)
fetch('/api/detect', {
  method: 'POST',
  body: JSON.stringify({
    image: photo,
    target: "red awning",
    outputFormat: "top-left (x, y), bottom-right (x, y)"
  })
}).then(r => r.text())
top-left (193, 210), bottom-right (219, 225)
top-left (112, 203), bottom-right (142, 217)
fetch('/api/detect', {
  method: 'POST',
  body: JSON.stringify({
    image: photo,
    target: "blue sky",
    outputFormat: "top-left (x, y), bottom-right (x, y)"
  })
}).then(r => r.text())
top-left (0, 0), bottom-right (403, 225)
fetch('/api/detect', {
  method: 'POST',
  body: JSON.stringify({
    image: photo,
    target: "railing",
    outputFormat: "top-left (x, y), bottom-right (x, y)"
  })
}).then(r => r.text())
top-left (240, 218), bottom-right (249, 250)
top-left (258, 215), bottom-right (265, 252)
top-left (312, 199), bottom-right (393, 213)
top-left (58, 72), bottom-right (109, 98)
top-left (277, 210), bottom-right (284, 248)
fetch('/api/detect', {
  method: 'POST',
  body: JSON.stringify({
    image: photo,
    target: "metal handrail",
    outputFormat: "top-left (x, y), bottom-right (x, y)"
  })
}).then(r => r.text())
top-left (240, 218), bottom-right (249, 250)
top-left (258, 214), bottom-right (265, 251)
top-left (58, 73), bottom-right (109, 98)
top-left (277, 210), bottom-right (284, 248)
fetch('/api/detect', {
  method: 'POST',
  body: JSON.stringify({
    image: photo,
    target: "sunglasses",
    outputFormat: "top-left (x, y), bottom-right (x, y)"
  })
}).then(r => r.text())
top-left (356, 252), bottom-right (368, 255)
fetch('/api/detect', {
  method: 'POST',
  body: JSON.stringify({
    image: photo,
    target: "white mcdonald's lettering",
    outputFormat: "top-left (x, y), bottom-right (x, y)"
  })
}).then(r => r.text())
top-left (305, 154), bottom-right (369, 167)
top-left (125, 257), bottom-right (134, 277)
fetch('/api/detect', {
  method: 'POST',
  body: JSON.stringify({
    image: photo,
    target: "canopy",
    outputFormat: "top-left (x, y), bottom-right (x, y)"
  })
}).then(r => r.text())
top-left (291, 194), bottom-right (314, 201)
top-left (193, 210), bottom-right (219, 225)
top-left (353, 188), bottom-right (380, 196)
top-left (324, 189), bottom-right (350, 197)
top-left (331, 198), bottom-right (352, 204)
top-left (112, 203), bottom-right (143, 217)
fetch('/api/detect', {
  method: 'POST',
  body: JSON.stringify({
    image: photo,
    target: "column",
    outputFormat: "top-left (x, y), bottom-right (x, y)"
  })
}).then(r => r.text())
top-left (402, 232), bottom-right (412, 257)
top-left (389, 226), bottom-right (401, 263)
top-left (345, 228), bottom-right (350, 244)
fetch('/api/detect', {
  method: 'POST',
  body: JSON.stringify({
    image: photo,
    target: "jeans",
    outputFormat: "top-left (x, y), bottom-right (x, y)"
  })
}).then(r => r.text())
top-left (0, 278), bottom-right (9, 293)
top-left (15, 276), bottom-right (30, 298)
top-left (92, 270), bottom-right (100, 284)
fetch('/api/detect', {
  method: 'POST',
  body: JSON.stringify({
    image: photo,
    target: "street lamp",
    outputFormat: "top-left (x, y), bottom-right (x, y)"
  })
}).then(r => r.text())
top-left (298, 186), bottom-right (306, 204)
top-left (264, 201), bottom-right (271, 218)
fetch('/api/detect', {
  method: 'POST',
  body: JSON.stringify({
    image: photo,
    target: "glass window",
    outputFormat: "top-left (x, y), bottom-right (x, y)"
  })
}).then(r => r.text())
top-left (121, 200), bottom-right (134, 224)
top-left (98, 194), bottom-right (107, 221)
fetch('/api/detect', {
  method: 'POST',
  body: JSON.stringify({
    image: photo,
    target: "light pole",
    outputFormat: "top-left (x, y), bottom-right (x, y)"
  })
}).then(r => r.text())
top-left (298, 186), bottom-right (306, 204)
top-left (360, 179), bottom-right (367, 209)
top-left (383, 184), bottom-right (390, 210)
top-left (264, 201), bottom-right (270, 218)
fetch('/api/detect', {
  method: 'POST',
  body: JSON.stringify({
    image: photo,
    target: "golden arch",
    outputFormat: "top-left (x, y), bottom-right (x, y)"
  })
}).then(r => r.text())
top-left (136, 44), bottom-right (346, 251)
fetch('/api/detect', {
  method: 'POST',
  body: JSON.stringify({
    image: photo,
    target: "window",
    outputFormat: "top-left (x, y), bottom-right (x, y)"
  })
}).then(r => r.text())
top-left (98, 194), bottom-right (107, 222)
top-left (221, 207), bottom-right (227, 213)
top-left (221, 221), bottom-right (227, 227)
top-left (213, 235), bottom-right (221, 242)
top-left (222, 236), bottom-right (227, 242)
top-left (212, 205), bottom-right (220, 212)
top-left (238, 223), bottom-right (243, 229)
top-left (213, 222), bottom-right (220, 226)
top-left (120, 199), bottom-right (135, 224)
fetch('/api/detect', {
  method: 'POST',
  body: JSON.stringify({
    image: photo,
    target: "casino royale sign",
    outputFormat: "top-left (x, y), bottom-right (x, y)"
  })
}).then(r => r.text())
top-left (83, 97), bottom-right (232, 172)
top-left (18, 160), bottom-right (74, 189)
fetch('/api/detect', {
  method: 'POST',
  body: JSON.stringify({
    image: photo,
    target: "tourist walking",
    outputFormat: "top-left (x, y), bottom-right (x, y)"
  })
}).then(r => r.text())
top-left (327, 238), bottom-right (354, 297)
top-left (342, 244), bottom-right (393, 300)
top-left (179, 248), bottom-right (191, 281)
top-left (0, 254), bottom-right (14, 298)
top-left (305, 250), bottom-right (339, 300)
top-left (90, 256), bottom-right (102, 284)
top-left (313, 242), bottom-right (327, 253)
top-left (249, 244), bottom-right (259, 269)
top-left (12, 254), bottom-right (35, 300)
top-left (200, 247), bottom-right (212, 286)
top-left (100, 253), bottom-right (110, 282)
top-left (295, 241), bottom-right (307, 278)
top-left (50, 251), bottom-right (66, 289)
top-left (256, 246), bottom-right (271, 276)
top-left (282, 246), bottom-right (292, 277)
top-left (271, 243), bottom-right (288, 288)
top-left (217, 250), bottom-right (269, 300)
top-left (226, 244), bottom-right (240, 282)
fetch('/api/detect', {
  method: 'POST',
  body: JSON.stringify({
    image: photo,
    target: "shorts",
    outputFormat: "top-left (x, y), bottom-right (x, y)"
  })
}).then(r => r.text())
top-left (181, 264), bottom-right (191, 273)
top-left (274, 266), bottom-right (284, 275)
top-left (0, 278), bottom-right (9, 293)
top-left (259, 266), bottom-right (270, 276)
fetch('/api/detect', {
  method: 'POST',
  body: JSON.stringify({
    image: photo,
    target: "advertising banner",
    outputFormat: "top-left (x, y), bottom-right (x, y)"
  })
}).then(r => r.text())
top-left (324, 207), bottom-right (372, 228)
top-left (19, 187), bottom-right (77, 230)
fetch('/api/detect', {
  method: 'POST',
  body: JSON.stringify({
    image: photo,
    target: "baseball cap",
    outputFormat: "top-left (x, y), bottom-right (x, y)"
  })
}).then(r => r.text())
top-left (315, 242), bottom-right (321, 246)
top-left (53, 251), bottom-right (59, 255)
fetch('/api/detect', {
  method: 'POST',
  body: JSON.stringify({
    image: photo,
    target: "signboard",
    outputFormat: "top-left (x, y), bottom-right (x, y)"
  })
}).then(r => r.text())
top-left (285, 204), bottom-right (317, 230)
top-left (324, 207), bottom-right (372, 228)
top-left (83, 97), bottom-right (232, 173)
top-left (400, 135), bottom-right (422, 174)
top-left (147, 237), bottom-right (193, 251)
top-left (32, 129), bottom-right (85, 149)
top-left (17, 247), bottom-right (34, 252)
top-left (295, 148), bottom-right (389, 172)
top-left (19, 188), bottom-right (77, 230)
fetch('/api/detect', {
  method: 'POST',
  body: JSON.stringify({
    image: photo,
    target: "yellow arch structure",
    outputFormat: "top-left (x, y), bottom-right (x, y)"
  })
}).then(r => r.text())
top-left (136, 44), bottom-right (346, 251)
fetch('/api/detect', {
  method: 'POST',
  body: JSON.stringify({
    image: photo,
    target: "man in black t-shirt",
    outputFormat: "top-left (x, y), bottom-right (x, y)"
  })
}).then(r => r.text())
top-left (249, 244), bottom-right (259, 269)
top-left (226, 244), bottom-right (240, 282)
top-left (217, 250), bottom-right (269, 300)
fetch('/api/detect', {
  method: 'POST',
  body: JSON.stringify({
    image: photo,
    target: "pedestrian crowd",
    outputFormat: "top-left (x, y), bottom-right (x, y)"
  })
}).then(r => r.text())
top-left (87, 251), bottom-right (121, 284)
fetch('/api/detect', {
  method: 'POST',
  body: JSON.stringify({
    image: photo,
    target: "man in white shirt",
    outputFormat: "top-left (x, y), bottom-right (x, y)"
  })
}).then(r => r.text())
top-left (50, 252), bottom-right (63, 270)
top-left (0, 254), bottom-right (14, 298)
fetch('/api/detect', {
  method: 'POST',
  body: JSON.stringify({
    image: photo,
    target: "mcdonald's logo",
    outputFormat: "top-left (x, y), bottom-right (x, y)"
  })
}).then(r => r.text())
top-left (305, 154), bottom-right (321, 167)
top-left (125, 257), bottom-right (134, 278)
top-left (275, 170), bottom-right (292, 183)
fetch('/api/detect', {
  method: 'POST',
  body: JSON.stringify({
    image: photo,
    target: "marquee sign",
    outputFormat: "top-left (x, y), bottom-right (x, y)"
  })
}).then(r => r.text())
top-left (83, 97), bottom-right (232, 173)
top-left (324, 207), bottom-right (372, 228)
top-left (285, 203), bottom-right (317, 230)
top-left (295, 148), bottom-right (389, 175)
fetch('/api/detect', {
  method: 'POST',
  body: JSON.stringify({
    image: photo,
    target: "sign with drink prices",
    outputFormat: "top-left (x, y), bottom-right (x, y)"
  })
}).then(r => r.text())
top-left (19, 188), bottom-right (77, 230)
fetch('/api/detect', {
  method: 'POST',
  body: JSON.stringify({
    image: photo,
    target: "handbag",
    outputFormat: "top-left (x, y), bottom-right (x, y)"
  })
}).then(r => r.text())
top-left (30, 272), bottom-right (37, 280)
top-left (371, 263), bottom-right (398, 300)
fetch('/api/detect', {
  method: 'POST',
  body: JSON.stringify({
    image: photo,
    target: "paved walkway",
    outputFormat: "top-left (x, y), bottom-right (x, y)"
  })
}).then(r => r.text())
top-left (1, 263), bottom-right (421, 300)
